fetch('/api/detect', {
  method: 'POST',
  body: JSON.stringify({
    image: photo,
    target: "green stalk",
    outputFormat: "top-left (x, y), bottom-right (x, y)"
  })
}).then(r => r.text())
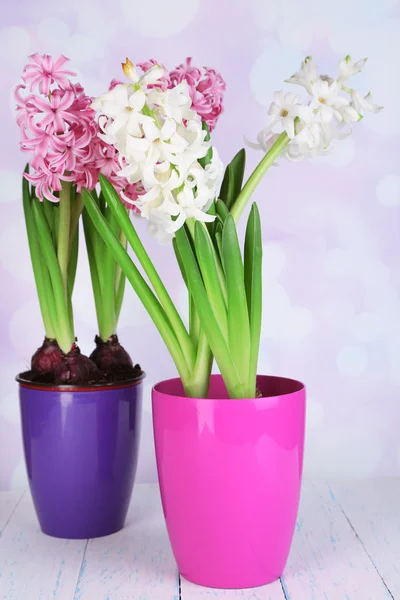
top-left (67, 224), bottom-right (79, 334)
top-left (82, 188), bottom-right (192, 385)
top-left (22, 173), bottom-right (56, 339)
top-left (82, 208), bottom-right (108, 340)
top-left (230, 132), bottom-right (290, 223)
top-left (99, 175), bottom-right (196, 371)
top-left (175, 224), bottom-right (245, 398)
top-left (115, 230), bottom-right (127, 323)
top-left (195, 221), bottom-right (228, 341)
top-left (100, 206), bottom-right (119, 341)
top-left (187, 217), bottom-right (227, 306)
top-left (244, 204), bottom-right (262, 396)
top-left (189, 296), bottom-right (200, 349)
top-left (69, 192), bottom-right (84, 255)
top-left (174, 236), bottom-right (201, 350)
top-left (58, 180), bottom-right (71, 292)
top-left (185, 330), bottom-right (213, 398)
top-left (115, 268), bottom-right (126, 323)
top-left (32, 199), bottom-right (75, 353)
top-left (222, 215), bottom-right (251, 395)
top-left (115, 229), bottom-right (126, 299)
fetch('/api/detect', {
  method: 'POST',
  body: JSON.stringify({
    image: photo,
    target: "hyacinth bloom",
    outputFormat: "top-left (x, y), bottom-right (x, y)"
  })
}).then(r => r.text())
top-left (15, 54), bottom-right (140, 383)
top-left (16, 54), bottom-right (142, 205)
top-left (82, 54), bottom-right (380, 400)
top-left (92, 59), bottom-right (224, 242)
top-left (169, 58), bottom-right (226, 131)
top-left (139, 57), bottom-right (226, 132)
top-left (14, 53), bottom-right (226, 384)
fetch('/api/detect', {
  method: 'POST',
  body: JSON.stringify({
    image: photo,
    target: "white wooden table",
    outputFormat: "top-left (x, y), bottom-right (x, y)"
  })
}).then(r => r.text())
top-left (0, 480), bottom-right (398, 599)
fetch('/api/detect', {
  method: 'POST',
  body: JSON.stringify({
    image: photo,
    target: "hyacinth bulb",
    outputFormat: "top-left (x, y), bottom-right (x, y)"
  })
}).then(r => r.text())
top-left (90, 335), bottom-right (138, 378)
top-left (54, 345), bottom-right (101, 385)
top-left (31, 338), bottom-right (65, 375)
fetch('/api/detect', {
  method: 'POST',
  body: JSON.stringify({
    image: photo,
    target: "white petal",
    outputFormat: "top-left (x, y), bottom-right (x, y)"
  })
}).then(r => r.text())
top-left (283, 117), bottom-right (295, 139)
top-left (166, 211), bottom-right (186, 233)
top-left (125, 136), bottom-right (151, 153)
top-left (129, 89), bottom-right (146, 111)
top-left (142, 119), bottom-right (160, 142)
top-left (141, 65), bottom-right (165, 85)
top-left (161, 118), bottom-right (176, 141)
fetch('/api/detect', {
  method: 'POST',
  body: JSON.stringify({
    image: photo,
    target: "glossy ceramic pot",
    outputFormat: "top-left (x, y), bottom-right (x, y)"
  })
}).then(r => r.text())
top-left (152, 374), bottom-right (306, 589)
top-left (17, 374), bottom-right (144, 539)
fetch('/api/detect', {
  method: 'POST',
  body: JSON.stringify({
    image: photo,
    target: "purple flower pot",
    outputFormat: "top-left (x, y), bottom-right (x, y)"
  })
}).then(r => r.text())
top-left (16, 374), bottom-right (144, 539)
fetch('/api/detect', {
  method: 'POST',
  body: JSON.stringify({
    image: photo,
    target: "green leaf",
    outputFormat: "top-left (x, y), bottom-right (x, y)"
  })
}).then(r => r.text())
top-left (82, 187), bottom-right (192, 384)
top-left (100, 204), bottom-right (120, 338)
top-left (98, 190), bottom-right (106, 215)
top-left (43, 198), bottom-right (55, 245)
top-left (67, 224), bottom-right (78, 335)
top-left (175, 224), bottom-right (245, 398)
top-left (82, 207), bottom-right (107, 339)
top-left (215, 199), bottom-right (230, 223)
top-left (205, 201), bottom-right (216, 237)
top-left (244, 203), bottom-right (262, 395)
top-left (219, 149), bottom-right (246, 210)
top-left (194, 221), bottom-right (228, 340)
top-left (32, 197), bottom-right (74, 353)
top-left (173, 238), bottom-right (187, 287)
top-left (22, 170), bottom-right (56, 340)
top-left (215, 230), bottom-right (223, 258)
top-left (222, 214), bottom-right (251, 393)
top-left (115, 229), bottom-right (127, 323)
top-left (98, 174), bottom-right (195, 371)
top-left (68, 224), bottom-right (79, 298)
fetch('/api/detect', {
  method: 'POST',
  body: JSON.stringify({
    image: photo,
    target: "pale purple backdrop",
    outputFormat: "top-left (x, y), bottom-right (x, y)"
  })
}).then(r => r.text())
top-left (1, 0), bottom-right (399, 488)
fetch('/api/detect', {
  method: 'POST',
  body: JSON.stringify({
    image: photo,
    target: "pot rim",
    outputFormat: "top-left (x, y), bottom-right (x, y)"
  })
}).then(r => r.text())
top-left (16, 371), bottom-right (146, 392)
top-left (153, 373), bottom-right (305, 400)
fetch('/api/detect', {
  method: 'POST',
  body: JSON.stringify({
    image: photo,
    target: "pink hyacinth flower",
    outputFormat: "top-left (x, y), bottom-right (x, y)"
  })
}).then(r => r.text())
top-left (137, 59), bottom-right (171, 91)
top-left (34, 90), bottom-right (77, 133)
top-left (22, 53), bottom-right (77, 96)
top-left (169, 58), bottom-right (226, 131)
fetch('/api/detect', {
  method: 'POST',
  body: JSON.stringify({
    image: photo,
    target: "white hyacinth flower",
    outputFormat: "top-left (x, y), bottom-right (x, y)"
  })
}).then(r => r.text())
top-left (338, 55), bottom-right (367, 82)
top-left (267, 91), bottom-right (311, 139)
top-left (247, 55), bottom-right (381, 164)
top-left (286, 56), bottom-right (319, 94)
top-left (350, 91), bottom-right (383, 116)
top-left (310, 80), bottom-right (349, 123)
top-left (93, 58), bottom-right (223, 242)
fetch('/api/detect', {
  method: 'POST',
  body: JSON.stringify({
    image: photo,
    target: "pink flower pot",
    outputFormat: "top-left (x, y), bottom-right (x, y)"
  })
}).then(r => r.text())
top-left (152, 374), bottom-right (306, 589)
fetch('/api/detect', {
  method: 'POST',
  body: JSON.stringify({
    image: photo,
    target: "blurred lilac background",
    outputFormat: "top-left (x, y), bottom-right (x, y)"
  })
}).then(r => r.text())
top-left (1, 0), bottom-right (399, 488)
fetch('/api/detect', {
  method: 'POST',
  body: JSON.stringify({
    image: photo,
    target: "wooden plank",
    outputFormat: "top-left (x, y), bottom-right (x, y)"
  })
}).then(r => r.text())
top-left (0, 491), bottom-right (24, 535)
top-left (0, 492), bottom-right (86, 599)
top-left (334, 479), bottom-right (399, 598)
top-left (75, 483), bottom-right (179, 600)
top-left (281, 480), bottom-right (392, 600)
top-left (181, 576), bottom-right (285, 599)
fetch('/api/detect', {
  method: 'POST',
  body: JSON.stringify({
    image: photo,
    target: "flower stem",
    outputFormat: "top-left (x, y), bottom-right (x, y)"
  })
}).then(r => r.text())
top-left (100, 206), bottom-right (119, 340)
top-left (69, 192), bottom-right (84, 255)
top-left (230, 132), bottom-right (290, 223)
top-left (58, 180), bottom-right (71, 293)
top-left (185, 330), bottom-right (213, 398)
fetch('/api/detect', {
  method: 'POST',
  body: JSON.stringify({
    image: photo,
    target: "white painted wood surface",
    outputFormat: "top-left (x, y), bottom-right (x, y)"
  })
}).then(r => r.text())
top-left (0, 481), bottom-right (397, 599)
top-left (282, 481), bottom-right (393, 600)
top-left (74, 484), bottom-right (179, 600)
top-left (181, 577), bottom-right (285, 599)
top-left (334, 479), bottom-right (400, 599)
top-left (0, 490), bottom-right (24, 534)
top-left (0, 493), bottom-right (86, 599)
